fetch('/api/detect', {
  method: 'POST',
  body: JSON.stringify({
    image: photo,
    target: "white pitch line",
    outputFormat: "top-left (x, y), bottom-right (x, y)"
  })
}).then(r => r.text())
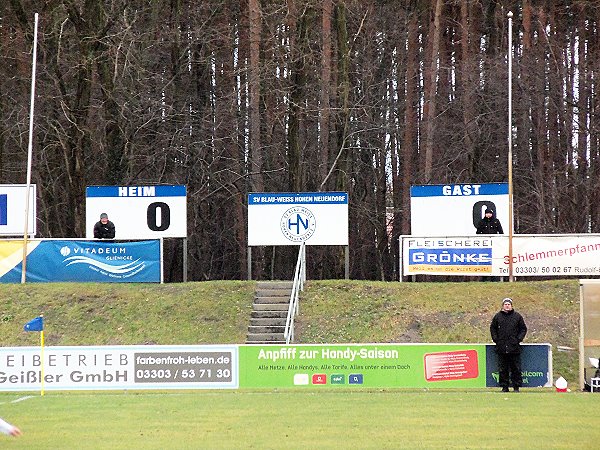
top-left (11, 396), bottom-right (35, 403)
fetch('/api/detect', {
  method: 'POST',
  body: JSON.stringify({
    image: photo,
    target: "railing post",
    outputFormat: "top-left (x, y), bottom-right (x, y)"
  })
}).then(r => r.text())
top-left (284, 242), bottom-right (306, 345)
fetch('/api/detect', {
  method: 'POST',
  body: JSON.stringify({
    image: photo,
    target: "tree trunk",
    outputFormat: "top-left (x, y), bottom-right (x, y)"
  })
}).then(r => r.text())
top-left (401, 8), bottom-right (419, 237)
top-left (319, 0), bottom-right (332, 187)
top-left (334, 0), bottom-right (350, 192)
top-left (422, 0), bottom-right (443, 182)
top-left (287, 5), bottom-right (312, 192)
top-left (249, 0), bottom-right (263, 191)
top-left (461, 1), bottom-right (477, 178)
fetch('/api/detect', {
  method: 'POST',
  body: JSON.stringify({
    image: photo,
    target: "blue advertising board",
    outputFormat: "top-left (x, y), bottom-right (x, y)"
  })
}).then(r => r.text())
top-left (0, 240), bottom-right (161, 283)
top-left (485, 344), bottom-right (551, 387)
top-left (403, 237), bottom-right (498, 276)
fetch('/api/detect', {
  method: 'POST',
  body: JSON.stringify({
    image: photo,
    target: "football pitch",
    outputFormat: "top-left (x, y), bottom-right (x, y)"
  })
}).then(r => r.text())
top-left (1, 389), bottom-right (598, 449)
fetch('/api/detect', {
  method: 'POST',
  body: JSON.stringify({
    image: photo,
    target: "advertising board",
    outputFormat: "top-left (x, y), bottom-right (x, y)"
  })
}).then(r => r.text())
top-left (239, 343), bottom-right (551, 388)
top-left (0, 239), bottom-right (161, 283)
top-left (0, 184), bottom-right (36, 236)
top-left (402, 234), bottom-right (600, 277)
top-left (0, 343), bottom-right (550, 391)
top-left (0, 345), bottom-right (237, 390)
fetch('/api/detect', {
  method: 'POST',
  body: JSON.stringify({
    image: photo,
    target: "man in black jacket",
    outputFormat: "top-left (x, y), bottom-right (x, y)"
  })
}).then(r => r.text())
top-left (477, 209), bottom-right (503, 281)
top-left (476, 208), bottom-right (503, 234)
top-left (490, 297), bottom-right (527, 392)
top-left (93, 213), bottom-right (116, 239)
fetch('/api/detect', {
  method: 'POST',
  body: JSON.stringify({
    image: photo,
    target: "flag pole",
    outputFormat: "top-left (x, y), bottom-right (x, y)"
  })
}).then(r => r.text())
top-left (40, 321), bottom-right (45, 396)
top-left (21, 12), bottom-right (39, 284)
top-left (24, 315), bottom-right (45, 395)
top-left (507, 11), bottom-right (514, 282)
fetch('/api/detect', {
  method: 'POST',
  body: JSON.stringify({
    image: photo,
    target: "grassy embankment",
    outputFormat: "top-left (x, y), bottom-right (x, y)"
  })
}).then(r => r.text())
top-left (0, 279), bottom-right (580, 383)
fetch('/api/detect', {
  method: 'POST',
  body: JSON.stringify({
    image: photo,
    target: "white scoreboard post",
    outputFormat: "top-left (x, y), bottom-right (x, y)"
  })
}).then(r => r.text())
top-left (86, 185), bottom-right (188, 281)
top-left (0, 184), bottom-right (36, 236)
top-left (410, 183), bottom-right (509, 236)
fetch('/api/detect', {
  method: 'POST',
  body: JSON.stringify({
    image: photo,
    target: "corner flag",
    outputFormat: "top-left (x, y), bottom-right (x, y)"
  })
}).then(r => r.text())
top-left (24, 316), bottom-right (44, 332)
top-left (23, 315), bottom-right (45, 396)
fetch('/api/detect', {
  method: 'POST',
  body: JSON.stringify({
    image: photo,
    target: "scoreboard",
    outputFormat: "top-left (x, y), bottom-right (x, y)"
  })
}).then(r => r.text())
top-left (86, 185), bottom-right (187, 239)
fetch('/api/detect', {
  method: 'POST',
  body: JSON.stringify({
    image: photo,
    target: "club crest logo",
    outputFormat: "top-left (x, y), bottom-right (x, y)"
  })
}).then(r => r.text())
top-left (280, 206), bottom-right (316, 242)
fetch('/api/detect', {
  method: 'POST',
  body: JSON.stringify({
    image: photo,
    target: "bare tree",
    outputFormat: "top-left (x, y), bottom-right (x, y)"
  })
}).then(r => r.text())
top-left (249, 0), bottom-right (263, 191)
top-left (319, 0), bottom-right (332, 186)
top-left (422, 0), bottom-right (442, 182)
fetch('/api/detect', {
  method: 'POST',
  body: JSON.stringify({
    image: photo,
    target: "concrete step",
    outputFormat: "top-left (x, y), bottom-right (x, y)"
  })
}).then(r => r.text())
top-left (248, 325), bottom-right (286, 334)
top-left (250, 317), bottom-right (286, 326)
top-left (248, 281), bottom-right (294, 345)
top-left (251, 310), bottom-right (288, 319)
top-left (245, 340), bottom-right (287, 345)
top-left (252, 303), bottom-right (290, 311)
top-left (246, 333), bottom-right (286, 342)
top-left (254, 296), bottom-right (290, 304)
top-left (256, 281), bottom-right (293, 289)
top-left (256, 289), bottom-right (292, 298)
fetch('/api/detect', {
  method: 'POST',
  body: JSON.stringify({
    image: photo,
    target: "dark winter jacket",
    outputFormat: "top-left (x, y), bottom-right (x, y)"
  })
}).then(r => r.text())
top-left (490, 309), bottom-right (527, 354)
top-left (476, 216), bottom-right (504, 234)
top-left (93, 220), bottom-right (116, 239)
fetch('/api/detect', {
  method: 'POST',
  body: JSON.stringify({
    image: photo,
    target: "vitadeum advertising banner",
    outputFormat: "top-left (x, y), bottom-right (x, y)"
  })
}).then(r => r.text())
top-left (0, 184), bottom-right (36, 236)
top-left (411, 183), bottom-right (509, 236)
top-left (248, 192), bottom-right (348, 246)
top-left (0, 239), bottom-right (161, 282)
top-left (0, 343), bottom-right (550, 391)
top-left (402, 234), bottom-right (600, 277)
top-left (86, 185), bottom-right (187, 239)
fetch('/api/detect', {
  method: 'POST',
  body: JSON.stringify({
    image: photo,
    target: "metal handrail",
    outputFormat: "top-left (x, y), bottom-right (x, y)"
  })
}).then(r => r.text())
top-left (284, 242), bottom-right (306, 344)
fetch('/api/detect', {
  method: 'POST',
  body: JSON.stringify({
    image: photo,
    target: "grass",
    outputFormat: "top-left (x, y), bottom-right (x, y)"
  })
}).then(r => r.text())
top-left (0, 282), bottom-right (254, 346)
top-left (0, 279), bottom-right (582, 382)
top-left (1, 390), bottom-right (598, 449)
top-left (297, 279), bottom-right (580, 383)
top-left (0, 279), bottom-right (591, 448)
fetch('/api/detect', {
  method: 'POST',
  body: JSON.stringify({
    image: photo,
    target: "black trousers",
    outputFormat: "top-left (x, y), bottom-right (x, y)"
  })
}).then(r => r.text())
top-left (497, 352), bottom-right (522, 388)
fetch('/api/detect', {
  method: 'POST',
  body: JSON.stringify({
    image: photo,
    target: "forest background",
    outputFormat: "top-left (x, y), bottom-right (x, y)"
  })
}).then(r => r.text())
top-left (1, 1), bottom-right (599, 282)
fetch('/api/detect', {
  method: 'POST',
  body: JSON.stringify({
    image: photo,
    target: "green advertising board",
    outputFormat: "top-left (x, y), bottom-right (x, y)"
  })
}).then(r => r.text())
top-left (239, 344), bottom-right (487, 388)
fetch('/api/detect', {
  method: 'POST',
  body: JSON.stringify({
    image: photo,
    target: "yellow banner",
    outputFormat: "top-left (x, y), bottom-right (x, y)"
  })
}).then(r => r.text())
top-left (408, 265), bottom-right (491, 274)
top-left (0, 240), bottom-right (40, 277)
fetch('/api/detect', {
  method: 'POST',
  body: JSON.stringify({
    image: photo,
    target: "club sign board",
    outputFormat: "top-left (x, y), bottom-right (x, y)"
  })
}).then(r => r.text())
top-left (0, 184), bottom-right (36, 236)
top-left (86, 186), bottom-right (187, 239)
top-left (410, 183), bottom-right (509, 236)
top-left (248, 192), bottom-right (348, 246)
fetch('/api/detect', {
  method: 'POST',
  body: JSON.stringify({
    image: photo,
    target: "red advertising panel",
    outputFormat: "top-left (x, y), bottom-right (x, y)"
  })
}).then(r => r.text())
top-left (424, 350), bottom-right (479, 382)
